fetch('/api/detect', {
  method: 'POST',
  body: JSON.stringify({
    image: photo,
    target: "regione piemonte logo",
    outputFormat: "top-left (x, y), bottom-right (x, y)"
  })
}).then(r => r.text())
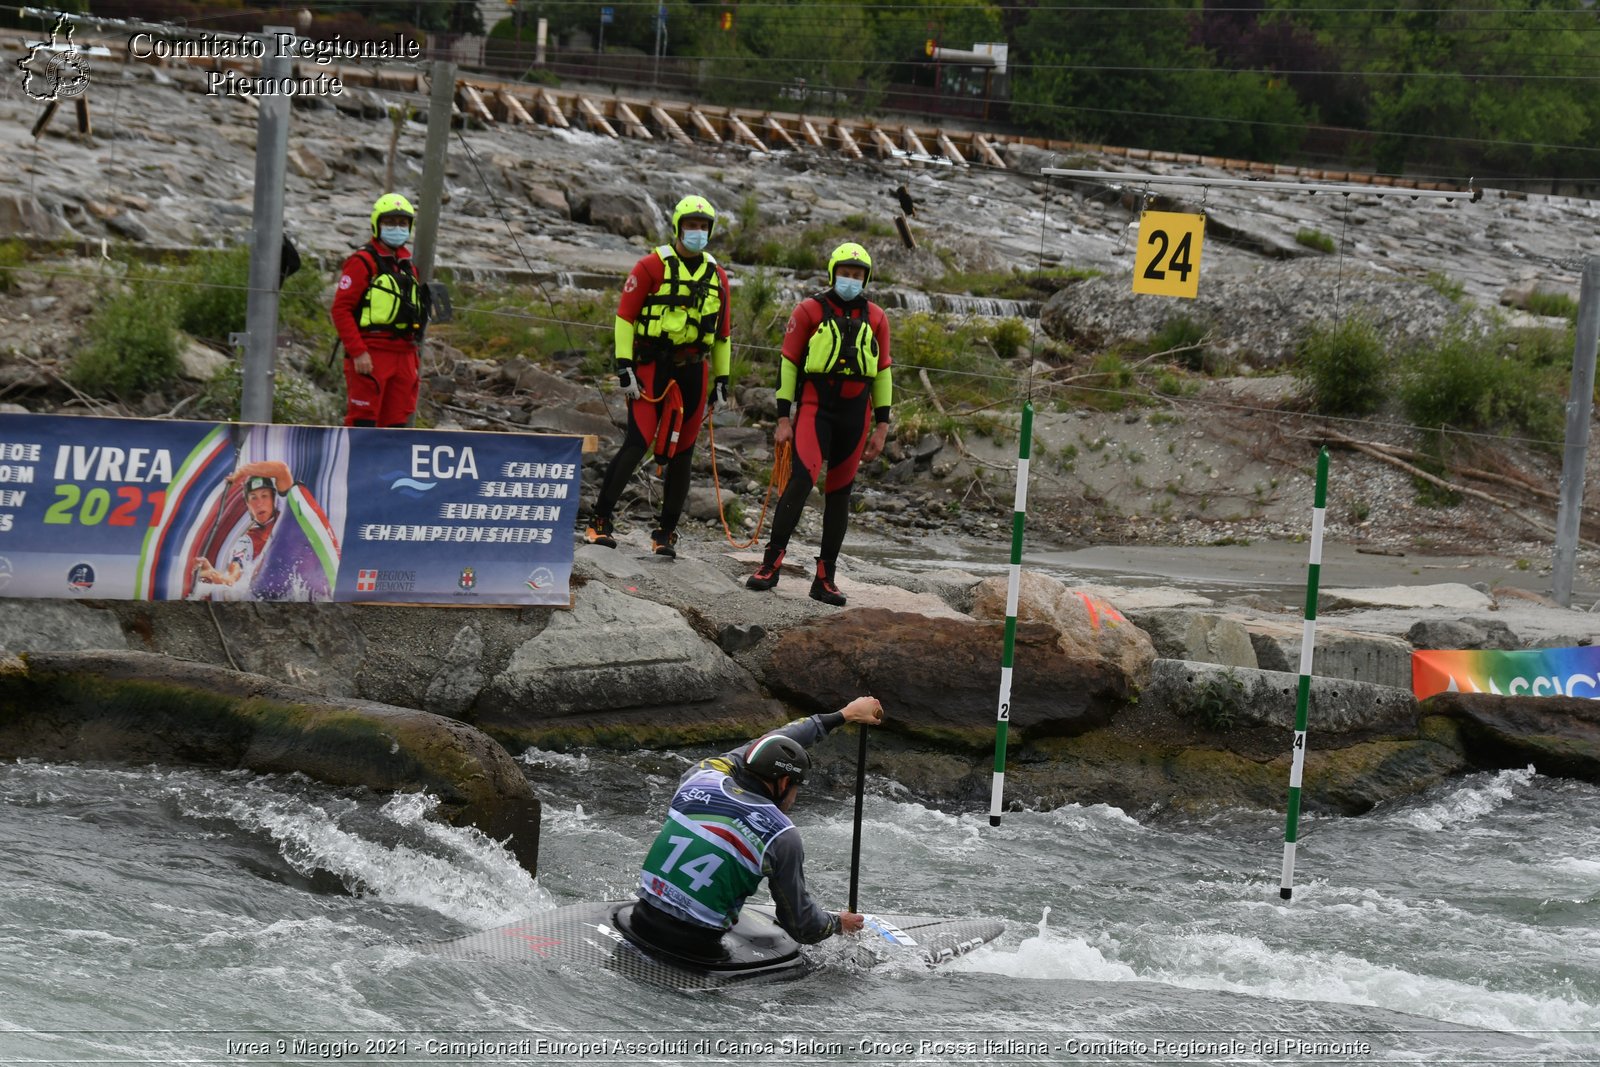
top-left (18, 14), bottom-right (90, 103)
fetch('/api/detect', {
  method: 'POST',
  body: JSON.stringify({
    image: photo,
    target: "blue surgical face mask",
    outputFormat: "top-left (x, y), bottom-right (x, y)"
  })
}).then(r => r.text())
top-left (681, 229), bottom-right (709, 253)
top-left (834, 277), bottom-right (864, 301)
top-left (380, 226), bottom-right (411, 248)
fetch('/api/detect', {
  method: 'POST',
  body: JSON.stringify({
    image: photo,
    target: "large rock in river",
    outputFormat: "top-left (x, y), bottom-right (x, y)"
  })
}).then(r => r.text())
top-left (970, 570), bottom-right (1157, 687)
top-left (756, 606), bottom-right (1133, 745)
top-left (1425, 690), bottom-right (1600, 782)
top-left (0, 650), bottom-right (541, 872)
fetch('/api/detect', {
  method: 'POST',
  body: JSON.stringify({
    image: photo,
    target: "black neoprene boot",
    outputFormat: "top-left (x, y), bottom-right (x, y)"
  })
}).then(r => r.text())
top-left (746, 546), bottom-right (784, 590)
top-left (809, 557), bottom-right (846, 606)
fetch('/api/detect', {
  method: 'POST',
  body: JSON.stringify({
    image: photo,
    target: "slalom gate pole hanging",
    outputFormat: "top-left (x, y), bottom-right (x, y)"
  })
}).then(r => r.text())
top-left (1280, 446), bottom-right (1329, 900)
top-left (988, 400), bottom-right (1034, 827)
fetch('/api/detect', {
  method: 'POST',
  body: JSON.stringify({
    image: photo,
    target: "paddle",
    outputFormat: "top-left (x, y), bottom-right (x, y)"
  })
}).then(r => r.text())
top-left (847, 721), bottom-right (868, 912)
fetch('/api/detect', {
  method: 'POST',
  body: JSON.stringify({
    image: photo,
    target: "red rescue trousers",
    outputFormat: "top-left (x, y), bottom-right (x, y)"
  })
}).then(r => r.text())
top-left (343, 336), bottom-right (419, 428)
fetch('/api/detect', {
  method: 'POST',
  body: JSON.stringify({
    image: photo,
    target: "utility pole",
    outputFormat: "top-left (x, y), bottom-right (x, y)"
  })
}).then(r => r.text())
top-left (1553, 256), bottom-right (1600, 607)
top-left (412, 59), bottom-right (455, 287)
top-left (240, 25), bottom-right (292, 424)
top-left (653, 3), bottom-right (665, 88)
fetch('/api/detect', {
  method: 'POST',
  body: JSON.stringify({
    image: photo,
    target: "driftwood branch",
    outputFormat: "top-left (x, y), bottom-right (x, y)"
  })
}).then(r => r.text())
top-left (1316, 432), bottom-right (1559, 504)
top-left (1033, 338), bottom-right (1212, 388)
top-left (433, 400), bottom-right (531, 431)
top-left (1309, 428), bottom-right (1600, 552)
top-left (914, 367), bottom-right (1014, 473)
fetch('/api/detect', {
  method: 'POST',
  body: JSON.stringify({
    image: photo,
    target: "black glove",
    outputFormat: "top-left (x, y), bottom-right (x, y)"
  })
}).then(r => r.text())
top-left (709, 376), bottom-right (730, 412)
top-left (617, 364), bottom-right (642, 401)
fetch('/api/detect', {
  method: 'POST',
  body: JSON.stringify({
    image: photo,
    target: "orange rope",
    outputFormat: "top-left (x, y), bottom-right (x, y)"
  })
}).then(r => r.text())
top-left (707, 417), bottom-right (791, 550)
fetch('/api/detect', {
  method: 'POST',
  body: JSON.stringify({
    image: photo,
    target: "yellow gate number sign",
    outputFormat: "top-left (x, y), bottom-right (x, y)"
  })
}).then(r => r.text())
top-left (1132, 210), bottom-right (1205, 299)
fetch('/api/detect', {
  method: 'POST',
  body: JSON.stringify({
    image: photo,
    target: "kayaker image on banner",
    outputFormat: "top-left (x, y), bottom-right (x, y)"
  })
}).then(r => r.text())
top-left (176, 427), bottom-right (346, 603)
top-left (0, 412), bottom-right (580, 606)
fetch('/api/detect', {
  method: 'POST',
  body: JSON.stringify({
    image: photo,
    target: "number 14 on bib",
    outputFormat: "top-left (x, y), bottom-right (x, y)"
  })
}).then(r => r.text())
top-left (1133, 210), bottom-right (1205, 299)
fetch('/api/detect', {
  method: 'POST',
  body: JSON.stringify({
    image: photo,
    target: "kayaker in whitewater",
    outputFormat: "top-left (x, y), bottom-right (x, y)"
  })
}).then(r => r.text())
top-left (631, 695), bottom-right (886, 962)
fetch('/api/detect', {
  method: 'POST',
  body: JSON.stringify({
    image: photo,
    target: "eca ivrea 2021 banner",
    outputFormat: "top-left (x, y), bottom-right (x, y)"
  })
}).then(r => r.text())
top-left (0, 413), bottom-right (582, 606)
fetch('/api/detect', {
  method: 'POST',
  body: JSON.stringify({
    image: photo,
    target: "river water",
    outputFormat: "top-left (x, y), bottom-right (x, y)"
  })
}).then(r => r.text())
top-left (3, 745), bottom-right (1598, 1066)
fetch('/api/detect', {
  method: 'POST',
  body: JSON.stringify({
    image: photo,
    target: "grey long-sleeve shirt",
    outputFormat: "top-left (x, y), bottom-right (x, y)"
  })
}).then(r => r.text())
top-left (683, 711), bottom-right (847, 944)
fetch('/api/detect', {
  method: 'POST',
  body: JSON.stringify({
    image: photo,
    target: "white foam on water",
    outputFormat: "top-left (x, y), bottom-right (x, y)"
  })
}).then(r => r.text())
top-left (947, 910), bottom-right (1141, 982)
top-left (811, 797), bottom-right (988, 857)
top-left (1135, 930), bottom-right (1600, 1039)
top-left (1551, 856), bottom-right (1600, 878)
top-left (1390, 767), bottom-right (1537, 832)
top-left (192, 914), bottom-right (354, 950)
top-left (518, 747), bottom-right (592, 773)
top-left (175, 782), bottom-right (546, 929)
top-left (541, 801), bottom-right (638, 846)
top-left (1034, 802), bottom-right (1145, 832)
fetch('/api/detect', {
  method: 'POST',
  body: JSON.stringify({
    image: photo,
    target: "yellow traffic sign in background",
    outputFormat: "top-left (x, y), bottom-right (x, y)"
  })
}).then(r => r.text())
top-left (1133, 210), bottom-right (1206, 298)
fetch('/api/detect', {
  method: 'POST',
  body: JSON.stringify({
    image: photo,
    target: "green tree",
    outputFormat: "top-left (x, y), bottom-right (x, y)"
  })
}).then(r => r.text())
top-left (1010, 0), bottom-right (1307, 159)
top-left (1280, 0), bottom-right (1599, 178)
top-left (693, 0), bottom-right (879, 110)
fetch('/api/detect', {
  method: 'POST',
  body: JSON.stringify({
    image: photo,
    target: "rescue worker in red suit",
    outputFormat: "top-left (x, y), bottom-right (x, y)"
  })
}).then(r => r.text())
top-left (330, 193), bottom-right (425, 428)
top-left (746, 243), bottom-right (892, 605)
top-left (583, 195), bottom-right (732, 558)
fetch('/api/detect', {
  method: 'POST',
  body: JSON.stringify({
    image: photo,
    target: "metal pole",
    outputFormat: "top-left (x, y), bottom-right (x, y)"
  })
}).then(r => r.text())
top-left (1040, 167), bottom-right (1479, 202)
top-left (240, 26), bottom-right (292, 425)
top-left (988, 400), bottom-right (1033, 826)
top-left (412, 59), bottom-right (455, 287)
top-left (653, 4), bottom-right (663, 88)
top-left (1553, 257), bottom-right (1600, 606)
top-left (1280, 447), bottom-right (1328, 901)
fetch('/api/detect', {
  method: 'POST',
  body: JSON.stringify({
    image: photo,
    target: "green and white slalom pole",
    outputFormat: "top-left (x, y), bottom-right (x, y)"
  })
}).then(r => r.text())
top-left (989, 400), bottom-right (1034, 827)
top-left (1280, 446), bottom-right (1329, 900)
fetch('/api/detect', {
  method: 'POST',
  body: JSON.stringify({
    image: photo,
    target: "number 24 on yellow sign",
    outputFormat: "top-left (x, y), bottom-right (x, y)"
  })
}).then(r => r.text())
top-left (1132, 210), bottom-right (1205, 299)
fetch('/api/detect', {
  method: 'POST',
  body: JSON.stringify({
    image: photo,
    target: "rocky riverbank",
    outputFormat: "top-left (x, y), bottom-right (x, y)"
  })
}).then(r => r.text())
top-left (2, 41), bottom-right (1600, 861)
top-left (2, 42), bottom-right (1599, 568)
top-left (2, 531), bottom-right (1598, 842)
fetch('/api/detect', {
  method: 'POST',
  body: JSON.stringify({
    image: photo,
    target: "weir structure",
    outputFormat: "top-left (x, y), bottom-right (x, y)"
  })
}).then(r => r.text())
top-left (108, 35), bottom-right (1470, 194)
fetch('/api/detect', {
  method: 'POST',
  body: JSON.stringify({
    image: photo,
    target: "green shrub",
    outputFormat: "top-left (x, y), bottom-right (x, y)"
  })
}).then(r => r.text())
top-left (1057, 352), bottom-right (1136, 412)
top-left (172, 244), bottom-right (332, 348)
top-left (731, 268), bottom-right (782, 381)
top-left (1400, 325), bottom-right (1564, 447)
top-left (1526, 290), bottom-right (1578, 321)
top-left (0, 239), bottom-right (27, 293)
top-left (193, 363), bottom-right (336, 425)
top-left (1294, 316), bottom-right (1388, 416)
top-left (1424, 271), bottom-right (1465, 303)
top-left (172, 244), bottom-right (250, 343)
top-left (279, 251), bottom-right (335, 347)
top-left (1501, 323), bottom-right (1573, 369)
top-left (439, 286), bottom-right (611, 364)
top-left (838, 212), bottom-right (895, 239)
top-left (988, 317), bottom-right (1031, 361)
top-left (1295, 228), bottom-right (1335, 253)
top-left (888, 311), bottom-right (1016, 442)
top-left (1181, 670), bottom-right (1246, 732)
top-left (73, 279), bottom-right (181, 396)
top-left (1149, 314), bottom-right (1211, 372)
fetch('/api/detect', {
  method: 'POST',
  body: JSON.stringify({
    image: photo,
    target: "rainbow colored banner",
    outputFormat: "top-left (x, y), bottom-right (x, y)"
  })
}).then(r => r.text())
top-left (0, 413), bottom-right (580, 606)
top-left (1412, 646), bottom-right (1600, 700)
